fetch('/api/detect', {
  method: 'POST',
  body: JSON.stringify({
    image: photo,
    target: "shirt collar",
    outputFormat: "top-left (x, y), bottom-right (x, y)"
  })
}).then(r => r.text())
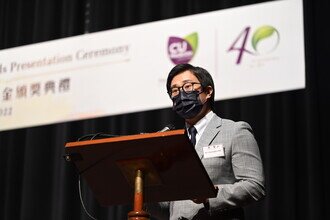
top-left (186, 111), bottom-right (215, 136)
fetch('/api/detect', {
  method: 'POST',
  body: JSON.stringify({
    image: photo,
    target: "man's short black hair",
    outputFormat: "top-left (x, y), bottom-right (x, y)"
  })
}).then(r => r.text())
top-left (166, 63), bottom-right (215, 111)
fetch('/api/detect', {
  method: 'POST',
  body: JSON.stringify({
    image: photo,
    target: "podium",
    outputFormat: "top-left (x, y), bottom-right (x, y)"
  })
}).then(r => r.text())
top-left (65, 129), bottom-right (217, 219)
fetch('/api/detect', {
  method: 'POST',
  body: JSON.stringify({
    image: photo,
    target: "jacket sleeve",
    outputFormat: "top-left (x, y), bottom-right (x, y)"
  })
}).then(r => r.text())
top-left (208, 122), bottom-right (266, 213)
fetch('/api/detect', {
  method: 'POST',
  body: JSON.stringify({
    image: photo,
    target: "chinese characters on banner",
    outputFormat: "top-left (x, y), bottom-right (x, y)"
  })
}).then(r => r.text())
top-left (1, 78), bottom-right (70, 102)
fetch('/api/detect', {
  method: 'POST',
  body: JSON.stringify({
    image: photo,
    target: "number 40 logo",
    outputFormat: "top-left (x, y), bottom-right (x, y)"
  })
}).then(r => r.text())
top-left (228, 25), bottom-right (280, 64)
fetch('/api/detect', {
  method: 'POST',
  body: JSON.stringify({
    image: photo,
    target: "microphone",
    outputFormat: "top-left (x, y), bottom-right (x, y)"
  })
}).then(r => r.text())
top-left (158, 124), bottom-right (175, 132)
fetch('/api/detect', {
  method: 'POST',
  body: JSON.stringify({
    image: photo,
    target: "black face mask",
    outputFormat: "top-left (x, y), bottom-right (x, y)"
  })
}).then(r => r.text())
top-left (172, 90), bottom-right (203, 119)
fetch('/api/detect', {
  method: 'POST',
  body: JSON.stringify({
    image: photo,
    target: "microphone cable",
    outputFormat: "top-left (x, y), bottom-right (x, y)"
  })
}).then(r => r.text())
top-left (76, 132), bottom-right (118, 220)
top-left (77, 132), bottom-right (118, 141)
top-left (78, 175), bottom-right (98, 220)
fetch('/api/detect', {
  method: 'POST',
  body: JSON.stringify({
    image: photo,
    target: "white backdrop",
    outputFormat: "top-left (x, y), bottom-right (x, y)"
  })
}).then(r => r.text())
top-left (0, 0), bottom-right (304, 131)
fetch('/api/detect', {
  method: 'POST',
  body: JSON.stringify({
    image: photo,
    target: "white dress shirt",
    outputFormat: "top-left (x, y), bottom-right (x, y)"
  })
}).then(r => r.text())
top-left (186, 111), bottom-right (215, 146)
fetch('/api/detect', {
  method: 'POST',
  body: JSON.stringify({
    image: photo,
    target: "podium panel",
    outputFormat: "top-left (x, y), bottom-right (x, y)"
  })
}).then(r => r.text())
top-left (65, 130), bottom-right (217, 206)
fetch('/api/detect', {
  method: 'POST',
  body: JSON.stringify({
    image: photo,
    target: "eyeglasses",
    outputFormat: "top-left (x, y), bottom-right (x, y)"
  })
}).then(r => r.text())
top-left (168, 82), bottom-right (202, 98)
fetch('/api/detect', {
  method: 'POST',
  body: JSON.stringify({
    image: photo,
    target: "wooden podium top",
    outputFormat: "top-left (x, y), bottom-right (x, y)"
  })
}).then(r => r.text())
top-left (65, 130), bottom-right (217, 206)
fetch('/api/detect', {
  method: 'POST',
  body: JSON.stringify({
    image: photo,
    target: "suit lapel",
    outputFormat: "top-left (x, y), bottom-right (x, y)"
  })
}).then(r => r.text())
top-left (195, 114), bottom-right (222, 159)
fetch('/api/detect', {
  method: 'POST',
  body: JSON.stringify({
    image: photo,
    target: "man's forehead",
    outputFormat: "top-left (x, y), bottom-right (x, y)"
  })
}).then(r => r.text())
top-left (171, 71), bottom-right (199, 86)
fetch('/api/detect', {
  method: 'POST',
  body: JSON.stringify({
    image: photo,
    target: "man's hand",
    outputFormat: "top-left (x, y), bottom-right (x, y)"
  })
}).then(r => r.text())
top-left (192, 186), bottom-right (218, 204)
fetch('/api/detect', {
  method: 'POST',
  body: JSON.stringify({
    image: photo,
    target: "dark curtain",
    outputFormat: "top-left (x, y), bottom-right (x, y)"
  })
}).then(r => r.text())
top-left (1, 0), bottom-right (329, 219)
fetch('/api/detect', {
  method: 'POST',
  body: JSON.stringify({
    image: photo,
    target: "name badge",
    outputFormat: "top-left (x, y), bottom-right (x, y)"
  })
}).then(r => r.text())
top-left (203, 144), bottom-right (225, 158)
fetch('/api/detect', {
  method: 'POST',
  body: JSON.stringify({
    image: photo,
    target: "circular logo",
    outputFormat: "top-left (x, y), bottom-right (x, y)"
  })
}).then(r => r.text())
top-left (167, 32), bottom-right (198, 64)
top-left (168, 37), bottom-right (194, 64)
top-left (251, 25), bottom-right (280, 55)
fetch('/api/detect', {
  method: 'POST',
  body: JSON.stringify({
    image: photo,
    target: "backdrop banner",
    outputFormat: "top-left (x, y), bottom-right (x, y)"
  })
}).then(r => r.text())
top-left (0, 0), bottom-right (304, 131)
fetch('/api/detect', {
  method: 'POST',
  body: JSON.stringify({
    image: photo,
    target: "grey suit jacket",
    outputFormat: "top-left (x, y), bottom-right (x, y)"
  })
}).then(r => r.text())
top-left (149, 114), bottom-right (265, 220)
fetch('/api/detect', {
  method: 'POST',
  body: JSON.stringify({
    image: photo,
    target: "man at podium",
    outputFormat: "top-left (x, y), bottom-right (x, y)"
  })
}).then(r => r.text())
top-left (150, 63), bottom-right (265, 220)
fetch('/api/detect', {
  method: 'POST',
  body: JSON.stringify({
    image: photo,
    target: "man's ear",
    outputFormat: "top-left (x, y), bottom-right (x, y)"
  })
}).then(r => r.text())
top-left (205, 86), bottom-right (213, 99)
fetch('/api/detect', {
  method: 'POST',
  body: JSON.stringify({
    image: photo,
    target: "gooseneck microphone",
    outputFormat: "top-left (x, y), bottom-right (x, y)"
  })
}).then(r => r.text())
top-left (158, 124), bottom-right (175, 132)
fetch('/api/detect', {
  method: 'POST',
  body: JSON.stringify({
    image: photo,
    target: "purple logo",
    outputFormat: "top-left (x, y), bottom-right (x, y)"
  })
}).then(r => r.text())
top-left (228, 26), bottom-right (280, 64)
top-left (168, 33), bottom-right (198, 65)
